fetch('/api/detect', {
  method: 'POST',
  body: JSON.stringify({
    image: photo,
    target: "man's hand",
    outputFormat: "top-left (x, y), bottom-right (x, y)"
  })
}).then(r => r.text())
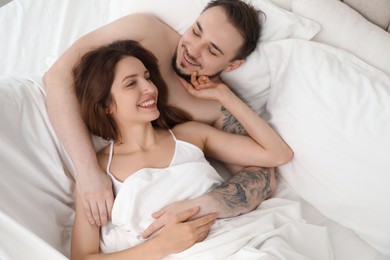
top-left (76, 169), bottom-right (114, 226)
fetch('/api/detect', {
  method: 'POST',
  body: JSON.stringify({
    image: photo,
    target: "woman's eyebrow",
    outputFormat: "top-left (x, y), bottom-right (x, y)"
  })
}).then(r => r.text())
top-left (121, 74), bottom-right (137, 83)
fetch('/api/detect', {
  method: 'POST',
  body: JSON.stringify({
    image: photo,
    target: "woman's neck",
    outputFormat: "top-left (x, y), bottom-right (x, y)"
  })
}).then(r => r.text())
top-left (115, 123), bottom-right (160, 153)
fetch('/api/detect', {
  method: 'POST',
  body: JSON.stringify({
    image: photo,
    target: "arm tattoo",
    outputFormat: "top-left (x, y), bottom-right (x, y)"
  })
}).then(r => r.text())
top-left (220, 106), bottom-right (247, 135)
top-left (207, 167), bottom-right (273, 218)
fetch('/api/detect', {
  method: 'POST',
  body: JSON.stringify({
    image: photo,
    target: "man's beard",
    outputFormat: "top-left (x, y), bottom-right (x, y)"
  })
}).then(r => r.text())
top-left (171, 51), bottom-right (223, 83)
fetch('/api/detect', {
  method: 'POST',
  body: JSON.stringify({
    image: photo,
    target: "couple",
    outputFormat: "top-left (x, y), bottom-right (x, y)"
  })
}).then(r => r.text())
top-left (44, 0), bottom-right (293, 258)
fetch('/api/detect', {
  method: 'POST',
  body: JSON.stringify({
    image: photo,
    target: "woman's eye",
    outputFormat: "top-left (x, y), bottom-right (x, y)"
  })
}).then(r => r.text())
top-left (126, 81), bottom-right (136, 88)
top-left (145, 75), bottom-right (152, 82)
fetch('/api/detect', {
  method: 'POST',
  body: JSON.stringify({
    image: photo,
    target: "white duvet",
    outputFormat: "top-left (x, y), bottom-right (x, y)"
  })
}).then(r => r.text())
top-left (101, 162), bottom-right (333, 260)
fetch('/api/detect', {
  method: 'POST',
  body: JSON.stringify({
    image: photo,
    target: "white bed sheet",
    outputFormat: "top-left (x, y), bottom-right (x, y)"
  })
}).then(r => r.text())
top-left (0, 1), bottom-right (388, 259)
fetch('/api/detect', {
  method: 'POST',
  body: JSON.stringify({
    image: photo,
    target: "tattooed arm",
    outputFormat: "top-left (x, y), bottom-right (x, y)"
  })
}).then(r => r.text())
top-left (207, 166), bottom-right (274, 217)
top-left (142, 167), bottom-right (275, 238)
top-left (206, 107), bottom-right (276, 217)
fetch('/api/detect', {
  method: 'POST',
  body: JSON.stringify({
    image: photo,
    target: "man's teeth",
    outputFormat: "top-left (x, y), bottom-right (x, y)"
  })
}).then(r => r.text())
top-left (139, 100), bottom-right (155, 107)
top-left (184, 52), bottom-right (199, 66)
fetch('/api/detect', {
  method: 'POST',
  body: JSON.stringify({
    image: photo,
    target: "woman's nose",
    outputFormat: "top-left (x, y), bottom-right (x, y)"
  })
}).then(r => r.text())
top-left (140, 79), bottom-right (155, 94)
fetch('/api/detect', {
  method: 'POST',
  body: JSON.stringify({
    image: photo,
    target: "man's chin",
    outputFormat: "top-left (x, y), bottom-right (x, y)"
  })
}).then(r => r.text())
top-left (171, 52), bottom-right (222, 83)
top-left (171, 56), bottom-right (192, 82)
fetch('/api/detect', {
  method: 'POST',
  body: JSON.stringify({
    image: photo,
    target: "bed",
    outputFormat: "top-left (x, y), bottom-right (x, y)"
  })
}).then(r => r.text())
top-left (0, 0), bottom-right (389, 259)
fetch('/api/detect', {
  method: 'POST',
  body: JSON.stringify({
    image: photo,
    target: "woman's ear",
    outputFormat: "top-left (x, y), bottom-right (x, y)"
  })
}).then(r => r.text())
top-left (104, 107), bottom-right (111, 115)
top-left (224, 59), bottom-right (244, 72)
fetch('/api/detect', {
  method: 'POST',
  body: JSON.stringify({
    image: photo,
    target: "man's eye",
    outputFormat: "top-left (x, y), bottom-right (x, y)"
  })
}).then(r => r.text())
top-left (209, 49), bottom-right (218, 56)
top-left (192, 29), bottom-right (200, 37)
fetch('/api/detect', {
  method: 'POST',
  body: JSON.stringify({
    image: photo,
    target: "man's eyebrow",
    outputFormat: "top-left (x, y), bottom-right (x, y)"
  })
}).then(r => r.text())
top-left (196, 21), bottom-right (224, 55)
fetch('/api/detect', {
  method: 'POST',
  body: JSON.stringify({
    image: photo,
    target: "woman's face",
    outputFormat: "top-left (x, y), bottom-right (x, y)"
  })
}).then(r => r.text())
top-left (108, 56), bottom-right (160, 126)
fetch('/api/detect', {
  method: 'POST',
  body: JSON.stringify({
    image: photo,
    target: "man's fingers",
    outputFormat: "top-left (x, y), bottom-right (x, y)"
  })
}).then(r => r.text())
top-left (106, 198), bottom-right (114, 220)
top-left (97, 201), bottom-right (108, 225)
top-left (89, 202), bottom-right (102, 226)
top-left (82, 200), bottom-right (96, 225)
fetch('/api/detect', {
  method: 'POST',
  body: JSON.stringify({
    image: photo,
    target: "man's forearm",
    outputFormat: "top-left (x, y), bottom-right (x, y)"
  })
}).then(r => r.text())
top-left (44, 72), bottom-right (99, 177)
top-left (205, 166), bottom-right (274, 218)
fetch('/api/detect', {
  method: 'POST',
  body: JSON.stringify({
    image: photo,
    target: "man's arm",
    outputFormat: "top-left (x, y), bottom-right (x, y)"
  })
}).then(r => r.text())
top-left (205, 166), bottom-right (275, 217)
top-left (43, 14), bottom-right (163, 225)
top-left (142, 167), bottom-right (275, 238)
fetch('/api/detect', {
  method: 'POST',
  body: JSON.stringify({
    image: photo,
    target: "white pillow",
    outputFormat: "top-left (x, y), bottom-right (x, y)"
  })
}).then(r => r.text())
top-left (264, 39), bottom-right (390, 256)
top-left (109, 0), bottom-right (320, 115)
top-left (292, 0), bottom-right (390, 76)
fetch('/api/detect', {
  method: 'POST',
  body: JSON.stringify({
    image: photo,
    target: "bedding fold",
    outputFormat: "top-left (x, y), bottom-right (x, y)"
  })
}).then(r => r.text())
top-left (100, 162), bottom-right (333, 259)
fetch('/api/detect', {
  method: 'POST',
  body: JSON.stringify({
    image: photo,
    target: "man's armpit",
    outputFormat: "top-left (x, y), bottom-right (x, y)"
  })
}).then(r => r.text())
top-left (220, 106), bottom-right (247, 135)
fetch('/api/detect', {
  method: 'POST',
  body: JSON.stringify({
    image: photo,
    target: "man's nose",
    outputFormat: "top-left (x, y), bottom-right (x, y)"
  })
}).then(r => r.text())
top-left (189, 42), bottom-right (203, 59)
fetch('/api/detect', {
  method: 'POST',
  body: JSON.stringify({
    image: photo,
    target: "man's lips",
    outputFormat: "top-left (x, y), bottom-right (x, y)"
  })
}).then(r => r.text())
top-left (182, 49), bottom-right (200, 67)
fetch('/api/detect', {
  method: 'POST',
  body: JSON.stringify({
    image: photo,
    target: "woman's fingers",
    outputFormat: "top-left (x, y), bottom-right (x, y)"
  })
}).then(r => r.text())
top-left (190, 213), bottom-right (217, 242)
top-left (174, 207), bottom-right (201, 222)
top-left (192, 212), bottom-right (217, 242)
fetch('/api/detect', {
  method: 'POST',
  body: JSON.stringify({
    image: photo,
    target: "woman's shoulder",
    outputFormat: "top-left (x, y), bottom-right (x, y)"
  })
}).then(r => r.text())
top-left (173, 121), bottom-right (213, 133)
top-left (172, 121), bottom-right (216, 147)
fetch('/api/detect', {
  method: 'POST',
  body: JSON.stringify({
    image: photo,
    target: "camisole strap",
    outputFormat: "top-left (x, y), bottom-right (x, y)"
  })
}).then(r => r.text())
top-left (168, 129), bottom-right (177, 141)
top-left (106, 140), bottom-right (115, 174)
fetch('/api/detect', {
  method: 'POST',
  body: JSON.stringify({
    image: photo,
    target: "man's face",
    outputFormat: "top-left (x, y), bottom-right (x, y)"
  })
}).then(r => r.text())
top-left (173, 6), bottom-right (244, 80)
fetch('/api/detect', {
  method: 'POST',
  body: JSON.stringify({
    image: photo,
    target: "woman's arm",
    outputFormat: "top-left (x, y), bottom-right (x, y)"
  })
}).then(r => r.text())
top-left (180, 73), bottom-right (293, 167)
top-left (71, 191), bottom-right (217, 260)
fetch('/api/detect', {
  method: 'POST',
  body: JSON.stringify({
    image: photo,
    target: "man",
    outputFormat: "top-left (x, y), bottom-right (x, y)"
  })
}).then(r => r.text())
top-left (44, 0), bottom-right (291, 234)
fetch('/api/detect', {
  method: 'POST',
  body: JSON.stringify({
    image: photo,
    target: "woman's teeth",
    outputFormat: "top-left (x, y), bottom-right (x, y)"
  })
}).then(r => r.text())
top-left (139, 100), bottom-right (155, 108)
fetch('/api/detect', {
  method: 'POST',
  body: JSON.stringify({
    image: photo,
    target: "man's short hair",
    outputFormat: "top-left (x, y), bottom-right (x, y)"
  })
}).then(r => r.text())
top-left (203, 0), bottom-right (263, 60)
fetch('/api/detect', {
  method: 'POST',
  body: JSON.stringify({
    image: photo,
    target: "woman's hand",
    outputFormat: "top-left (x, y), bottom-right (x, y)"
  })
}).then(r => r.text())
top-left (149, 207), bottom-right (217, 255)
top-left (76, 168), bottom-right (114, 226)
top-left (179, 72), bottom-right (233, 103)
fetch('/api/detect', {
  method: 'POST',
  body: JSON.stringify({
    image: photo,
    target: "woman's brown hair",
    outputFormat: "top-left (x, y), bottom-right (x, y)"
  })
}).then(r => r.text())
top-left (73, 40), bottom-right (190, 142)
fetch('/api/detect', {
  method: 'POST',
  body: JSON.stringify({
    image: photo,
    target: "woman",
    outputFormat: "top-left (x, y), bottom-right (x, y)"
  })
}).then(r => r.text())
top-left (71, 40), bottom-right (292, 259)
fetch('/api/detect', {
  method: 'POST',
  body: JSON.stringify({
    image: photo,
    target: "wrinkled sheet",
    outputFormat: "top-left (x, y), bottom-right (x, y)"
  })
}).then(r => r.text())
top-left (0, 77), bottom-right (75, 258)
top-left (0, 0), bottom-right (388, 259)
top-left (101, 162), bottom-right (333, 260)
